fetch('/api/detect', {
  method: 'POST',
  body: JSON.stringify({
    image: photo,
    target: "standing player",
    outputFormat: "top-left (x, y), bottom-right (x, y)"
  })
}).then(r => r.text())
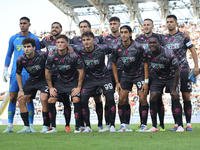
top-left (16, 37), bottom-right (49, 133)
top-left (144, 35), bottom-right (184, 132)
top-left (70, 20), bottom-right (103, 45)
top-left (45, 35), bottom-right (85, 133)
top-left (74, 31), bottom-right (116, 132)
top-left (112, 25), bottom-right (149, 132)
top-left (41, 22), bottom-right (72, 132)
top-left (70, 20), bottom-right (104, 131)
top-left (2, 17), bottom-right (40, 133)
top-left (100, 17), bottom-right (132, 132)
top-left (162, 15), bottom-right (199, 131)
top-left (135, 18), bottom-right (165, 131)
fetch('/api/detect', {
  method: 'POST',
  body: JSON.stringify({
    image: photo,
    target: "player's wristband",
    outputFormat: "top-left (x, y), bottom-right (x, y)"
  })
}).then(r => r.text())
top-left (19, 89), bottom-right (23, 92)
top-left (144, 79), bottom-right (149, 84)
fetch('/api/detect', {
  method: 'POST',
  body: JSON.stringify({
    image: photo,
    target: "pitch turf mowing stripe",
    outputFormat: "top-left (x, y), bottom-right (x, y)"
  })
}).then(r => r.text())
top-left (0, 124), bottom-right (199, 150)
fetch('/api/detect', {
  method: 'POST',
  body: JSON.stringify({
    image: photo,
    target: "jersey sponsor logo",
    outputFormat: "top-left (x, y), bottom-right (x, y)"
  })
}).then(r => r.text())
top-left (47, 45), bottom-right (57, 52)
top-left (26, 65), bottom-right (41, 72)
top-left (121, 57), bottom-right (135, 64)
top-left (16, 38), bottom-right (19, 40)
top-left (150, 62), bottom-right (165, 69)
top-left (84, 60), bottom-right (99, 66)
top-left (57, 65), bottom-right (71, 70)
top-left (16, 45), bottom-right (24, 51)
top-left (165, 43), bottom-right (180, 50)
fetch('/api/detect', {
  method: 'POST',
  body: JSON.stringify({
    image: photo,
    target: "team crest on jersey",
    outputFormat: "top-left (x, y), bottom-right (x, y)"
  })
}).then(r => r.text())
top-left (57, 65), bottom-right (71, 70)
top-left (26, 65), bottom-right (41, 73)
top-left (150, 62), bottom-right (164, 69)
top-left (16, 45), bottom-right (24, 51)
top-left (165, 43), bottom-right (180, 50)
top-left (84, 60), bottom-right (99, 66)
top-left (121, 57), bottom-right (135, 64)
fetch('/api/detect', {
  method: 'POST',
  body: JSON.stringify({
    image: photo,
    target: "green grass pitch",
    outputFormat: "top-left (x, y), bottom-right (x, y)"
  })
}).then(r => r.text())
top-left (0, 124), bottom-right (200, 150)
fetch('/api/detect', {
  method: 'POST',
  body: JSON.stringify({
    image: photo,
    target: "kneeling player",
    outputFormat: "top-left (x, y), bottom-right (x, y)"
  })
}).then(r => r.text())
top-left (145, 35), bottom-right (184, 132)
top-left (16, 37), bottom-right (49, 133)
top-left (112, 25), bottom-right (149, 132)
top-left (45, 35), bottom-right (85, 133)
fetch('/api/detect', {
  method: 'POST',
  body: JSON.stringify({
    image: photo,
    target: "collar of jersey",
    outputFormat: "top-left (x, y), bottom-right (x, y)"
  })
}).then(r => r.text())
top-left (19, 31), bottom-right (31, 37)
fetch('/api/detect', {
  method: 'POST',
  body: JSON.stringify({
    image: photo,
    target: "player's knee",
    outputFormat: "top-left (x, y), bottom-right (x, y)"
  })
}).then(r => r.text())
top-left (48, 98), bottom-right (56, 103)
top-left (18, 96), bottom-right (26, 105)
top-left (72, 97), bottom-right (80, 103)
top-left (182, 93), bottom-right (190, 101)
top-left (40, 96), bottom-right (48, 103)
top-left (119, 96), bottom-right (126, 105)
top-left (149, 96), bottom-right (157, 102)
top-left (9, 93), bottom-right (17, 103)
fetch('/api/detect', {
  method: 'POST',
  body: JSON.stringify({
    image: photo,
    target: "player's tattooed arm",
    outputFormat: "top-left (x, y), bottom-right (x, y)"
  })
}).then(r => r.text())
top-left (171, 68), bottom-right (180, 101)
top-left (45, 68), bottom-right (57, 97)
top-left (71, 68), bottom-right (85, 96)
top-left (141, 61), bottom-right (149, 96)
top-left (77, 68), bottom-right (85, 89)
top-left (45, 68), bottom-right (53, 88)
top-left (189, 47), bottom-right (199, 77)
top-left (16, 73), bottom-right (24, 100)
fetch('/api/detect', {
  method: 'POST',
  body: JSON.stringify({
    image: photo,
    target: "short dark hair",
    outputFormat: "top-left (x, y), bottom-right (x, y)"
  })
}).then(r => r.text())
top-left (81, 31), bottom-right (94, 39)
top-left (143, 18), bottom-right (153, 24)
top-left (79, 20), bottom-right (91, 28)
top-left (109, 16), bottom-right (120, 23)
top-left (149, 34), bottom-right (160, 43)
top-left (20, 17), bottom-right (30, 22)
top-left (56, 35), bottom-right (68, 42)
top-left (166, 15), bottom-right (177, 22)
top-left (52, 22), bottom-right (62, 28)
top-left (22, 37), bottom-right (36, 47)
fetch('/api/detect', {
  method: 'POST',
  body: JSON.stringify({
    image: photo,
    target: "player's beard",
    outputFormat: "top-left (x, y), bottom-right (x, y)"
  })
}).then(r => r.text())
top-left (111, 29), bottom-right (118, 34)
top-left (53, 33), bottom-right (60, 37)
top-left (168, 26), bottom-right (176, 31)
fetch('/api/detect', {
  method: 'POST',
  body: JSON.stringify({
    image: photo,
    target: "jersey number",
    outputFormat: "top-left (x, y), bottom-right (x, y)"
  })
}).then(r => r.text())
top-left (104, 83), bottom-right (113, 90)
top-left (45, 86), bottom-right (49, 93)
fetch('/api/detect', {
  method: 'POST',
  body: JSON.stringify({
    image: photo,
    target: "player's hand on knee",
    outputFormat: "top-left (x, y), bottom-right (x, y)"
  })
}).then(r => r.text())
top-left (50, 88), bottom-right (57, 97)
top-left (116, 83), bottom-right (122, 94)
top-left (17, 91), bottom-right (24, 101)
top-left (3, 67), bottom-right (10, 82)
top-left (44, 34), bottom-right (53, 41)
top-left (141, 83), bottom-right (148, 96)
top-left (71, 87), bottom-right (81, 97)
top-left (170, 90), bottom-right (179, 101)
